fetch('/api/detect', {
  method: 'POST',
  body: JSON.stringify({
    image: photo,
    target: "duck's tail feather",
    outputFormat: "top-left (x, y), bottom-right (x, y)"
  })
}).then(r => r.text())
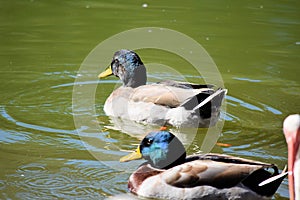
top-left (180, 88), bottom-right (227, 119)
top-left (241, 165), bottom-right (287, 197)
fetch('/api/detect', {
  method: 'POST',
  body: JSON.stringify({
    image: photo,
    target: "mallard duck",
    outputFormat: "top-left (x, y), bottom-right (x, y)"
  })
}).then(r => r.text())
top-left (283, 114), bottom-right (300, 200)
top-left (120, 130), bottom-right (286, 200)
top-left (98, 49), bottom-right (227, 128)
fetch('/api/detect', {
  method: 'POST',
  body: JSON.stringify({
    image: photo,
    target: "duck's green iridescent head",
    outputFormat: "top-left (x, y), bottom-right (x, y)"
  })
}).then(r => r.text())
top-left (120, 131), bottom-right (186, 169)
top-left (98, 49), bottom-right (147, 88)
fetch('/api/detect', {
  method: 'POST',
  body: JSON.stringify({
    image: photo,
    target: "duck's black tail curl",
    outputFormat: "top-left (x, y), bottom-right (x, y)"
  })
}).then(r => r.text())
top-left (180, 88), bottom-right (227, 119)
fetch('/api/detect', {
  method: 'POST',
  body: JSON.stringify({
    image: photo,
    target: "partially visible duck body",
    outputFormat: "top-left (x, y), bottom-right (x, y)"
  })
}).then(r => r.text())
top-left (99, 50), bottom-right (226, 128)
top-left (121, 131), bottom-right (286, 200)
top-left (283, 114), bottom-right (300, 200)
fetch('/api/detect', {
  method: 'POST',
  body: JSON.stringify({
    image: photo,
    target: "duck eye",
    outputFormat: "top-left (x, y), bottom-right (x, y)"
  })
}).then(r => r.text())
top-left (145, 139), bottom-right (153, 147)
top-left (111, 59), bottom-right (119, 67)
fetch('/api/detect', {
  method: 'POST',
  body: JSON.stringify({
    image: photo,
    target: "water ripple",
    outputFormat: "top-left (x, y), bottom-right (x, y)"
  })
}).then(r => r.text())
top-left (226, 95), bottom-right (282, 115)
top-left (51, 79), bottom-right (118, 89)
top-left (233, 77), bottom-right (262, 82)
top-left (259, 102), bottom-right (282, 115)
top-left (17, 163), bottom-right (47, 173)
top-left (0, 180), bottom-right (5, 190)
top-left (6, 160), bottom-right (125, 199)
top-left (226, 95), bottom-right (263, 111)
top-left (0, 105), bottom-right (77, 135)
top-left (24, 173), bottom-right (73, 190)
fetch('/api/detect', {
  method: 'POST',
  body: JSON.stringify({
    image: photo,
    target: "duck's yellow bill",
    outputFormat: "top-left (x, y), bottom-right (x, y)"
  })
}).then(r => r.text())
top-left (98, 66), bottom-right (113, 78)
top-left (120, 146), bottom-right (142, 162)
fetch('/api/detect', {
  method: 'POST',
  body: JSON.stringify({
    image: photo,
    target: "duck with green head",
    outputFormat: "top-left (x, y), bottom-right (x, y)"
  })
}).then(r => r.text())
top-left (120, 131), bottom-right (286, 199)
top-left (98, 49), bottom-right (227, 128)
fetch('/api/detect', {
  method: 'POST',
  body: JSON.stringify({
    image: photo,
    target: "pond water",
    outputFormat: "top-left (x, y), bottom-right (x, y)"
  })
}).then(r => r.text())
top-left (1, 1), bottom-right (299, 199)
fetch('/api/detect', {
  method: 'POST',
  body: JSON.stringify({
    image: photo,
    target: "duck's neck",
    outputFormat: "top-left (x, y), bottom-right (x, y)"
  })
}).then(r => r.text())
top-left (149, 152), bottom-right (187, 170)
top-left (123, 64), bottom-right (147, 88)
top-left (164, 153), bottom-right (186, 169)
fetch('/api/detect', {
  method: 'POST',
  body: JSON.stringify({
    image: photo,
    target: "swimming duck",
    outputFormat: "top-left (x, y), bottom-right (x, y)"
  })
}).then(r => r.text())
top-left (120, 131), bottom-right (286, 200)
top-left (283, 114), bottom-right (300, 200)
top-left (98, 49), bottom-right (227, 128)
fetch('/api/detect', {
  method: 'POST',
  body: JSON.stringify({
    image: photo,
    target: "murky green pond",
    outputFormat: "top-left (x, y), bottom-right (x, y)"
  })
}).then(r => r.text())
top-left (1, 1), bottom-right (299, 199)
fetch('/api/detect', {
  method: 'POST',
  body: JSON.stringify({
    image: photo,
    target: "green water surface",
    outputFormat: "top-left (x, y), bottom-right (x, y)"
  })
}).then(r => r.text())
top-left (1, 1), bottom-right (300, 199)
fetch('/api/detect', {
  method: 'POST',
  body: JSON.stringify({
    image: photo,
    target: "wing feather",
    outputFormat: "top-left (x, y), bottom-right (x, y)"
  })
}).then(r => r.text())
top-left (130, 83), bottom-right (213, 108)
top-left (162, 159), bottom-right (264, 188)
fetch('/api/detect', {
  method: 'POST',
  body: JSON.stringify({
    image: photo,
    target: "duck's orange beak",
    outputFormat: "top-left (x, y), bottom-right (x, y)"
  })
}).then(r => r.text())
top-left (283, 114), bottom-right (300, 200)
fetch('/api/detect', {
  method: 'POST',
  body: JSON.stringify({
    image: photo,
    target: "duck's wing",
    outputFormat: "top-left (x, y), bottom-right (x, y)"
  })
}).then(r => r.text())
top-left (158, 80), bottom-right (215, 89)
top-left (161, 153), bottom-right (285, 197)
top-left (162, 159), bottom-right (264, 188)
top-left (130, 83), bottom-right (214, 108)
